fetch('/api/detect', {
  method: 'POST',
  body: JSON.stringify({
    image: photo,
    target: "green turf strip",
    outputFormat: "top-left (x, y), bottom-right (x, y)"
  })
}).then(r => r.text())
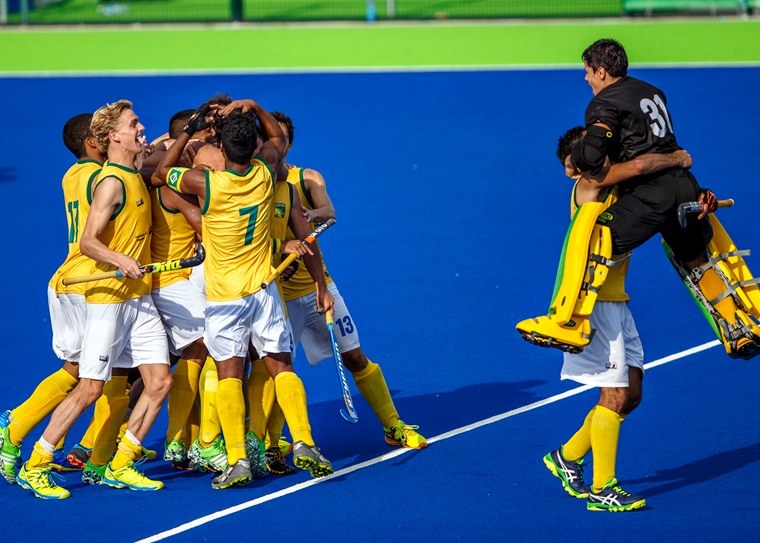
top-left (0, 19), bottom-right (758, 73)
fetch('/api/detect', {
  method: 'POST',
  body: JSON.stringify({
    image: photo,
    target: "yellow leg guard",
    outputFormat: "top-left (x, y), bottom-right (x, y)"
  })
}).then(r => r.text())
top-left (663, 214), bottom-right (760, 360)
top-left (516, 201), bottom-right (613, 353)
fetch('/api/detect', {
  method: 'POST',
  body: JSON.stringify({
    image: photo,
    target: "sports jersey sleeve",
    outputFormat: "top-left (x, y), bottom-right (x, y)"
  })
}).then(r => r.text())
top-left (585, 96), bottom-right (620, 132)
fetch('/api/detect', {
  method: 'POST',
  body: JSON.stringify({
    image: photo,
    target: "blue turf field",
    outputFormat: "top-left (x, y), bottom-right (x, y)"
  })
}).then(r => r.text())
top-left (0, 67), bottom-right (759, 542)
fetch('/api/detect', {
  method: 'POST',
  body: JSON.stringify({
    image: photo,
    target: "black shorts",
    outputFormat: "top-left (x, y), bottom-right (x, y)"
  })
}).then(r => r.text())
top-left (597, 169), bottom-right (713, 261)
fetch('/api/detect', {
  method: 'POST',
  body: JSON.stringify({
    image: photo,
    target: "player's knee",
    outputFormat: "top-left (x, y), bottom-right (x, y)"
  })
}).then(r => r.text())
top-left (145, 371), bottom-right (173, 400)
top-left (343, 348), bottom-right (367, 372)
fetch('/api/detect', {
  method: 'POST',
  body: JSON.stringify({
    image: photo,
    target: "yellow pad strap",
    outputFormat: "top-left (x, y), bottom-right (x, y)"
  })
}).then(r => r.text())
top-left (707, 214), bottom-right (760, 317)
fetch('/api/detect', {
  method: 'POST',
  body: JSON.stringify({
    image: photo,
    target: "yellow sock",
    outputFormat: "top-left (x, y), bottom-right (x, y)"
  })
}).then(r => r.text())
top-left (90, 376), bottom-right (129, 466)
top-left (265, 402), bottom-right (286, 450)
top-left (110, 429), bottom-right (142, 470)
top-left (166, 358), bottom-right (202, 443)
top-left (590, 405), bottom-right (625, 491)
top-left (217, 378), bottom-right (246, 464)
top-left (26, 440), bottom-right (55, 469)
top-left (562, 406), bottom-right (596, 461)
top-left (353, 360), bottom-right (397, 427)
top-left (699, 268), bottom-right (741, 321)
top-left (199, 357), bottom-right (221, 447)
top-left (9, 368), bottom-right (78, 445)
top-left (78, 416), bottom-right (98, 450)
top-left (275, 372), bottom-right (313, 447)
top-left (185, 399), bottom-right (200, 448)
top-left (246, 360), bottom-right (273, 439)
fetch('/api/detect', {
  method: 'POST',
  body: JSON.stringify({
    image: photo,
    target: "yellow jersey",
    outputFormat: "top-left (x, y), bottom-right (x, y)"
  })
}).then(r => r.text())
top-left (201, 160), bottom-right (275, 301)
top-left (280, 166), bottom-right (333, 302)
top-left (150, 186), bottom-right (197, 290)
top-left (571, 184), bottom-right (630, 303)
top-left (49, 159), bottom-right (102, 296)
top-left (85, 161), bottom-right (152, 304)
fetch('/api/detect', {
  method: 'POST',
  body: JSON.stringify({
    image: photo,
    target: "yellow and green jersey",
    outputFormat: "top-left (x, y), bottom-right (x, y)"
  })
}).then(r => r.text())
top-left (200, 159), bottom-right (275, 301)
top-left (280, 165), bottom-right (333, 302)
top-left (85, 161), bottom-right (152, 304)
top-left (150, 186), bottom-right (197, 290)
top-left (50, 159), bottom-right (102, 296)
top-left (570, 185), bottom-right (630, 303)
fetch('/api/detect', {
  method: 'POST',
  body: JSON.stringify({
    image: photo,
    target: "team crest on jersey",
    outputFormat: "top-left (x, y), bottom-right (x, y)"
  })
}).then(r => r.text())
top-left (274, 202), bottom-right (286, 218)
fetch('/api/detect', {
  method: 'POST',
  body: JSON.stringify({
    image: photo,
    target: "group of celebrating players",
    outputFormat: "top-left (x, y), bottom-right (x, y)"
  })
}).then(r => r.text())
top-left (0, 94), bottom-right (426, 499)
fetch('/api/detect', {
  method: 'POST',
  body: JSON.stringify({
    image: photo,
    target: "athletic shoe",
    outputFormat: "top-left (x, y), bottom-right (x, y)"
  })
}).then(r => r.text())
top-left (244, 431), bottom-right (267, 478)
top-left (587, 478), bottom-right (646, 512)
top-left (384, 420), bottom-right (427, 449)
top-left (0, 411), bottom-right (21, 484)
top-left (66, 443), bottom-right (92, 470)
top-left (188, 436), bottom-right (228, 473)
top-left (103, 462), bottom-right (164, 491)
top-left (211, 458), bottom-right (252, 490)
top-left (140, 446), bottom-right (157, 462)
top-left (543, 447), bottom-right (589, 499)
top-left (163, 440), bottom-right (186, 463)
top-left (81, 460), bottom-right (107, 485)
top-left (292, 441), bottom-right (333, 478)
top-left (50, 448), bottom-right (79, 472)
top-left (266, 446), bottom-right (296, 476)
top-left (278, 436), bottom-right (292, 457)
top-left (17, 463), bottom-right (70, 499)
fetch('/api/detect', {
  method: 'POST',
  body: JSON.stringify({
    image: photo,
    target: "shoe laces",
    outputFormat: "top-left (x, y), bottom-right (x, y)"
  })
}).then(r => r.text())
top-left (31, 468), bottom-right (64, 489)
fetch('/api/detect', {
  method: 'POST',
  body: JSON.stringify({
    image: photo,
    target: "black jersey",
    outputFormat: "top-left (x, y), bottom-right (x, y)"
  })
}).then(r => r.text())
top-left (585, 76), bottom-right (680, 163)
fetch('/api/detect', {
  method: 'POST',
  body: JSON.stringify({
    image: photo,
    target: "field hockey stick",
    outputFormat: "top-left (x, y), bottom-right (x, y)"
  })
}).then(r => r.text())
top-left (325, 309), bottom-right (359, 424)
top-left (677, 198), bottom-right (734, 228)
top-left (259, 218), bottom-right (336, 290)
top-left (62, 242), bottom-right (206, 286)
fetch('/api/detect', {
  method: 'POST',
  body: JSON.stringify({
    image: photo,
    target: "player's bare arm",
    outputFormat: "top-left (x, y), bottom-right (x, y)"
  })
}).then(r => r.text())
top-left (288, 189), bottom-right (334, 313)
top-left (581, 149), bottom-right (692, 188)
top-left (161, 185), bottom-right (203, 236)
top-left (302, 168), bottom-right (336, 224)
top-left (79, 176), bottom-right (143, 279)
top-left (220, 99), bottom-right (287, 173)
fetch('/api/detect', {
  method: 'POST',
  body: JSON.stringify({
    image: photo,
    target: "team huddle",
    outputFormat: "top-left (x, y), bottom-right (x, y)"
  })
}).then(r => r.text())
top-left (0, 95), bottom-right (426, 499)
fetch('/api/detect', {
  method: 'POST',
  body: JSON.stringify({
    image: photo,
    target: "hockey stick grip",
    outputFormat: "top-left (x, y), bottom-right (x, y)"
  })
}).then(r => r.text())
top-left (62, 270), bottom-right (124, 285)
top-left (260, 218), bottom-right (336, 290)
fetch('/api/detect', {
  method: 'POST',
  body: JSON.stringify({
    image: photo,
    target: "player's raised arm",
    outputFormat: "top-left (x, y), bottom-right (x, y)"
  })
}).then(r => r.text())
top-left (153, 103), bottom-right (209, 198)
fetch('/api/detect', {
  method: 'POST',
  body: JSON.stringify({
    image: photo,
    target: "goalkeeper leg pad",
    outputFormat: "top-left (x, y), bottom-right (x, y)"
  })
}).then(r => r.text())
top-left (516, 202), bottom-right (613, 354)
top-left (663, 214), bottom-right (760, 360)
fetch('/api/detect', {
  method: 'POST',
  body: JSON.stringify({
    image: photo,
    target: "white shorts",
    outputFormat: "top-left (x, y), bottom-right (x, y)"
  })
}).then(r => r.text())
top-left (286, 283), bottom-right (361, 367)
top-left (79, 294), bottom-right (170, 381)
top-left (561, 301), bottom-right (644, 387)
top-left (47, 286), bottom-right (86, 363)
top-left (205, 287), bottom-right (293, 361)
top-left (188, 264), bottom-right (205, 295)
top-left (152, 279), bottom-right (206, 356)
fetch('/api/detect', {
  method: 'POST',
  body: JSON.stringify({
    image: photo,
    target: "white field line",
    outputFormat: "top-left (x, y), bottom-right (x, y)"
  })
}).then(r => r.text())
top-left (134, 339), bottom-right (720, 543)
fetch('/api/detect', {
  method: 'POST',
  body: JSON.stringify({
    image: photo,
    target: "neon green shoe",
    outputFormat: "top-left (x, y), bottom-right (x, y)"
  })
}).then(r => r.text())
top-left (140, 446), bottom-right (157, 462)
top-left (244, 431), bottom-right (266, 478)
top-left (384, 420), bottom-right (427, 449)
top-left (163, 440), bottom-right (186, 463)
top-left (81, 460), bottom-right (108, 485)
top-left (103, 462), bottom-right (164, 491)
top-left (187, 436), bottom-right (228, 473)
top-left (0, 411), bottom-right (22, 484)
top-left (587, 478), bottom-right (646, 512)
top-left (17, 463), bottom-right (70, 499)
top-left (278, 436), bottom-right (292, 457)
